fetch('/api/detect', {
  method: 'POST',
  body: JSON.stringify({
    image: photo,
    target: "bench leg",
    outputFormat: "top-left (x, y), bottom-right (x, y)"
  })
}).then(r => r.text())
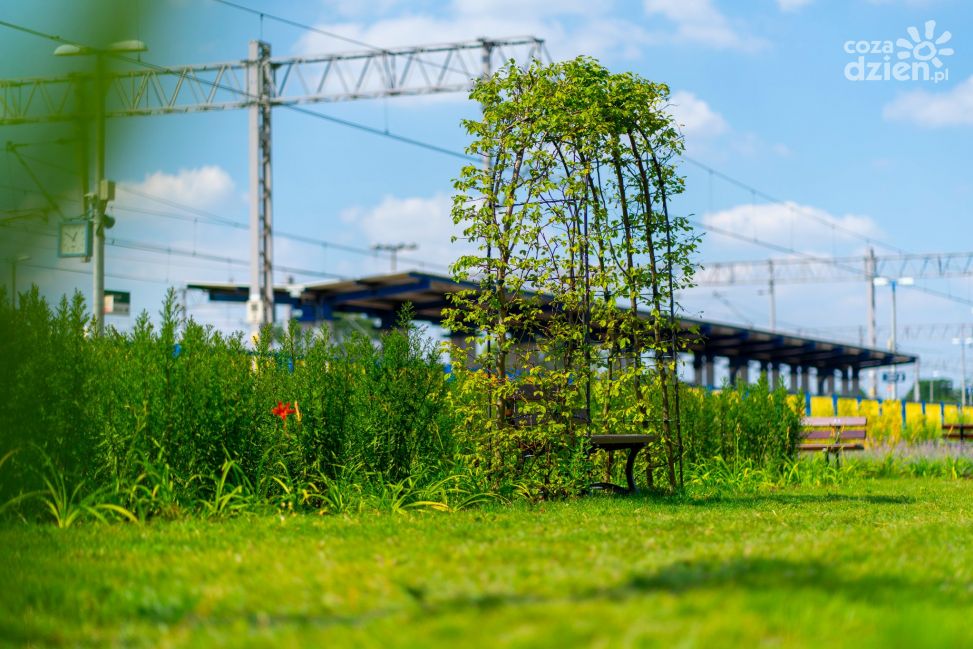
top-left (624, 446), bottom-right (639, 493)
top-left (589, 445), bottom-right (644, 495)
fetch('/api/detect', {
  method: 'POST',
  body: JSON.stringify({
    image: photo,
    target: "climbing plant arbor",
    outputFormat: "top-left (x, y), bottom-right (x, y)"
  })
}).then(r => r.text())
top-left (446, 58), bottom-right (699, 492)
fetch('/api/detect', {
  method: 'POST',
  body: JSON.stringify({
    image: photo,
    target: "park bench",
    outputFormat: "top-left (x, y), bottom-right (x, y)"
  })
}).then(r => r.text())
top-left (799, 416), bottom-right (867, 464)
top-left (944, 422), bottom-right (973, 442)
top-left (587, 433), bottom-right (656, 494)
top-left (510, 385), bottom-right (654, 493)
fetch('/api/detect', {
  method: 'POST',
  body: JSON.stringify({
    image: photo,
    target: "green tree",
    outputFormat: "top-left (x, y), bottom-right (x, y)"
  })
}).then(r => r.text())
top-left (446, 57), bottom-right (698, 492)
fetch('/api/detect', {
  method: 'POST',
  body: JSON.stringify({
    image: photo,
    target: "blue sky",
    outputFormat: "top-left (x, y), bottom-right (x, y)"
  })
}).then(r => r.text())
top-left (2, 0), bottom-right (972, 393)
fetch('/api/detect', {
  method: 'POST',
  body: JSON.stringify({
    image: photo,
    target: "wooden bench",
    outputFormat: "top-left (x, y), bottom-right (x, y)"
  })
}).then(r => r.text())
top-left (944, 422), bottom-right (973, 442)
top-left (509, 385), bottom-right (654, 493)
top-left (799, 416), bottom-right (867, 464)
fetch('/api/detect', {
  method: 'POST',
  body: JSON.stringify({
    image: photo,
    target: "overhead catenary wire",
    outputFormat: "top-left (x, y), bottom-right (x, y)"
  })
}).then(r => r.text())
top-left (2, 222), bottom-right (344, 280)
top-left (1, 154), bottom-right (451, 272)
top-left (0, 18), bottom-right (479, 166)
top-left (20, 259), bottom-right (192, 286)
top-left (681, 155), bottom-right (908, 255)
top-left (209, 0), bottom-right (401, 53)
top-left (1, 18), bottom-right (964, 311)
top-left (115, 185), bottom-right (452, 271)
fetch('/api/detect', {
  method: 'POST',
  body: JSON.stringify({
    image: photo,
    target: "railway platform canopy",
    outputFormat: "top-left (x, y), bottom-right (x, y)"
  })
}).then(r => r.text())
top-left (189, 271), bottom-right (916, 395)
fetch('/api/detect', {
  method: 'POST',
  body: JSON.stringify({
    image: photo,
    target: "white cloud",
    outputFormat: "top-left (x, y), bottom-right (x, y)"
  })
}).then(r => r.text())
top-left (776, 0), bottom-right (814, 11)
top-left (701, 201), bottom-right (882, 253)
top-left (346, 193), bottom-right (466, 270)
top-left (668, 90), bottom-right (728, 138)
top-left (664, 91), bottom-right (794, 157)
top-left (882, 76), bottom-right (973, 127)
top-left (118, 166), bottom-right (236, 209)
top-left (642, 0), bottom-right (764, 51)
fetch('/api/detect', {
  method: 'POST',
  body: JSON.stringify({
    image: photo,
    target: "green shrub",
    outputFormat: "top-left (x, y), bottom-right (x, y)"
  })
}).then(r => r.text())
top-left (679, 377), bottom-right (802, 470)
top-left (0, 287), bottom-right (811, 520)
top-left (0, 289), bottom-right (457, 521)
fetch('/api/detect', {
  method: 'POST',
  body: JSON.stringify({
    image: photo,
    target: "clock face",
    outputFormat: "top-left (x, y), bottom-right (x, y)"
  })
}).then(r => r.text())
top-left (59, 221), bottom-right (91, 258)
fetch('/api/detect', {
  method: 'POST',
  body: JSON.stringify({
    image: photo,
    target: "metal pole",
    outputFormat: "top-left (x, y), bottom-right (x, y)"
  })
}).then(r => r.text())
top-left (890, 279), bottom-right (898, 400)
top-left (961, 327), bottom-right (968, 411)
top-left (480, 39), bottom-right (494, 420)
top-left (247, 40), bottom-right (274, 337)
top-left (92, 55), bottom-right (106, 335)
top-left (767, 259), bottom-right (776, 332)
top-left (866, 247), bottom-right (877, 397)
top-left (260, 43), bottom-right (274, 330)
top-left (913, 357), bottom-right (920, 402)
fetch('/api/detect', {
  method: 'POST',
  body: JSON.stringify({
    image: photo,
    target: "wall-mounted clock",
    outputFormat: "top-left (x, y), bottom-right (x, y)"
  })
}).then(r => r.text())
top-left (59, 220), bottom-right (92, 258)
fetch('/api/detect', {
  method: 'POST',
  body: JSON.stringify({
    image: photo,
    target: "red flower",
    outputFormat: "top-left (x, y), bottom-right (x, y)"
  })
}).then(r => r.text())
top-left (272, 401), bottom-right (295, 421)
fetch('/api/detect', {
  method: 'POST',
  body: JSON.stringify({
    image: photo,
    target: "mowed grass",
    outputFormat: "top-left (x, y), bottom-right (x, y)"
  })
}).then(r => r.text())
top-left (3, 477), bottom-right (973, 648)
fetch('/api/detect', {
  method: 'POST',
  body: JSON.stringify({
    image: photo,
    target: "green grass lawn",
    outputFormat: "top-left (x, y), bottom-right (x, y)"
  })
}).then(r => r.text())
top-left (3, 477), bottom-right (973, 648)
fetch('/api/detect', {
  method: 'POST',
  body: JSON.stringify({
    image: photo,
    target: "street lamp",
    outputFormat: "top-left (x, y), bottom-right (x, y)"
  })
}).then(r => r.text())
top-left (372, 242), bottom-right (418, 273)
top-left (873, 275), bottom-right (914, 399)
top-left (55, 39), bottom-right (146, 335)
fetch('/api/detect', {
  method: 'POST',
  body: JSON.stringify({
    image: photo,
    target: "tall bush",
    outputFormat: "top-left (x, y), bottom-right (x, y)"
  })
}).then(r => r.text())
top-left (0, 289), bottom-right (455, 516)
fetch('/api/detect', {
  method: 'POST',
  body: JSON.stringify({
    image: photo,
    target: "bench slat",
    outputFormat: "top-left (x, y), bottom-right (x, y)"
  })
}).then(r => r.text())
top-left (799, 443), bottom-right (865, 451)
top-left (802, 416), bottom-right (867, 427)
top-left (800, 416), bottom-right (867, 457)
top-left (590, 434), bottom-right (656, 447)
top-left (803, 429), bottom-right (866, 440)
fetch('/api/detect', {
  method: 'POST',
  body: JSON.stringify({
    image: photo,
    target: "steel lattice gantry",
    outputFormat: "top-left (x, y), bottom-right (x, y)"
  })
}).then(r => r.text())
top-left (695, 251), bottom-right (973, 286)
top-left (0, 38), bottom-right (545, 121)
top-left (0, 36), bottom-right (546, 330)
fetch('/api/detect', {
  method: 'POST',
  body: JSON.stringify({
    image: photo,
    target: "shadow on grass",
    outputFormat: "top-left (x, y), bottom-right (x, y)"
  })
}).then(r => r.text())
top-left (429, 556), bottom-right (965, 612)
top-left (678, 493), bottom-right (917, 507)
top-left (584, 487), bottom-right (917, 509)
top-left (123, 555), bottom-right (964, 637)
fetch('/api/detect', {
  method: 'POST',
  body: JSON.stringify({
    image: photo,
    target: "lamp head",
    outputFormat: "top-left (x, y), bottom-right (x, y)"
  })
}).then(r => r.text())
top-left (53, 44), bottom-right (88, 56)
top-left (108, 40), bottom-right (147, 53)
top-left (54, 40), bottom-right (146, 57)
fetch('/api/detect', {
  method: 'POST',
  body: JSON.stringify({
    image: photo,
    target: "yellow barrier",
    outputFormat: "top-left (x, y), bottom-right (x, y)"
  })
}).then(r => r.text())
top-left (805, 395), bottom-right (968, 445)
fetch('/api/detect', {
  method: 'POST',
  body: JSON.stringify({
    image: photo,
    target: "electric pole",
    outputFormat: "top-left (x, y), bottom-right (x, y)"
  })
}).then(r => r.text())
top-left (247, 40), bottom-right (273, 334)
top-left (93, 53), bottom-right (106, 334)
top-left (372, 242), bottom-right (417, 273)
top-left (866, 247), bottom-right (877, 397)
top-left (767, 259), bottom-right (776, 332)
